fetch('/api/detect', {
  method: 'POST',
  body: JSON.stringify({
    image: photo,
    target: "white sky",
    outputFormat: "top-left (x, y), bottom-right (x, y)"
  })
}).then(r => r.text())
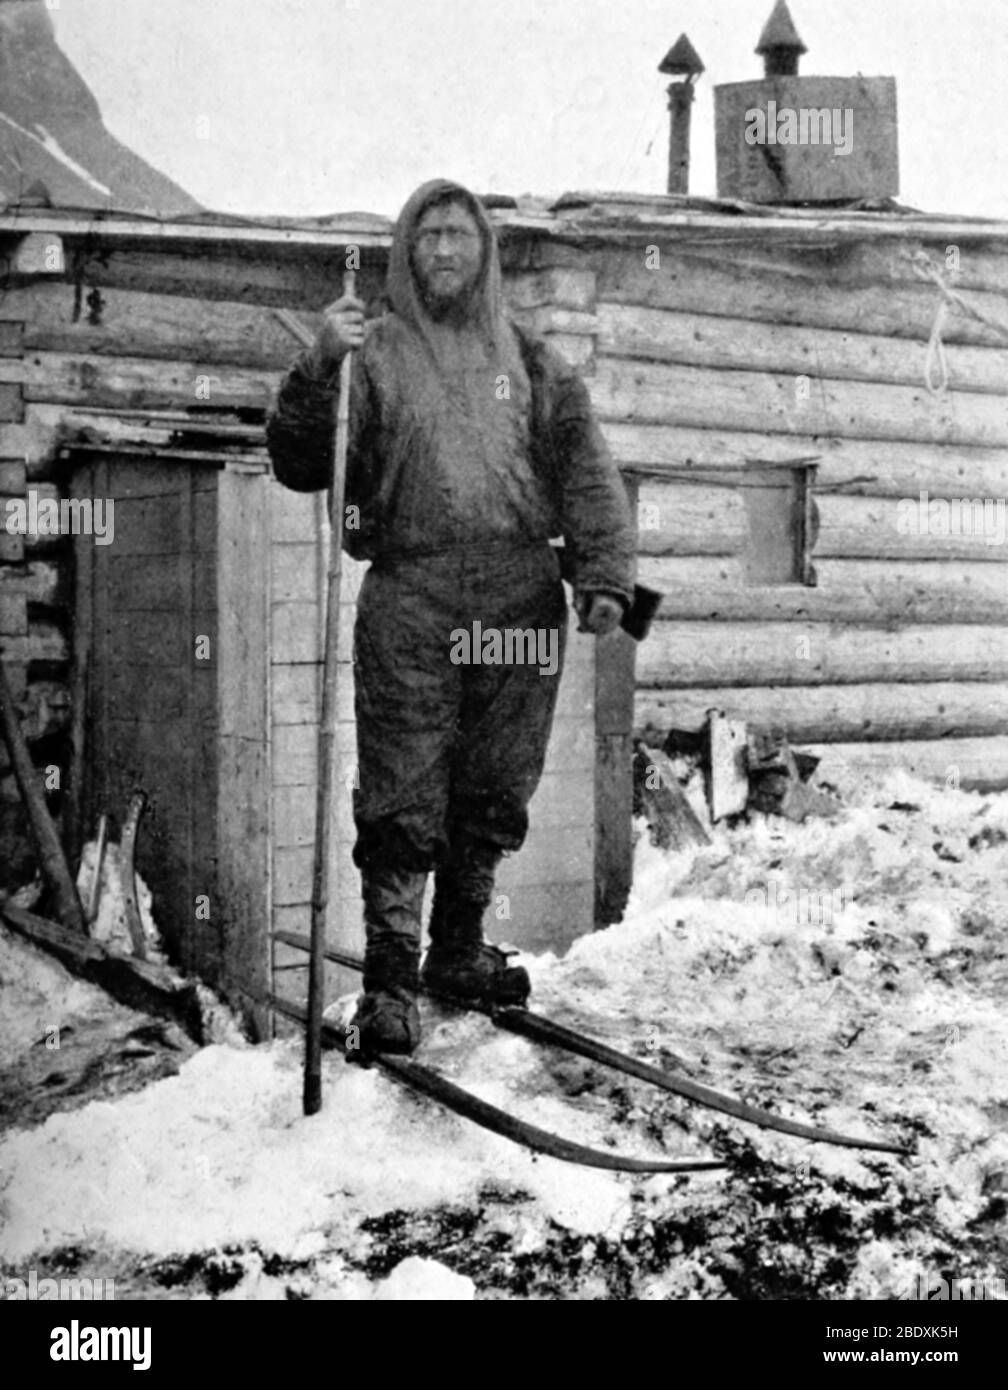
top-left (52, 0), bottom-right (1008, 220)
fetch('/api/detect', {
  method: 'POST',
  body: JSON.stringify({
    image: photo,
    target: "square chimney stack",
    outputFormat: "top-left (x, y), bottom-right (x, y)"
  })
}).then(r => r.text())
top-left (713, 1), bottom-right (899, 203)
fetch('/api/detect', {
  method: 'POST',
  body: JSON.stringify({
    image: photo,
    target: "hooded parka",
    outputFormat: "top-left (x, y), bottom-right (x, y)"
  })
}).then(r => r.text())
top-left (267, 179), bottom-right (635, 893)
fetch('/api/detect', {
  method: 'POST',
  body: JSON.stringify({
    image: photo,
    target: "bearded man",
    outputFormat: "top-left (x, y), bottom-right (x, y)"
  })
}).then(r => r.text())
top-left (267, 179), bottom-right (634, 1056)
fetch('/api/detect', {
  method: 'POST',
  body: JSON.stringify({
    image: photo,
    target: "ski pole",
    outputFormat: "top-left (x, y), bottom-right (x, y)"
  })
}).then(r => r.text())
top-left (273, 272), bottom-right (356, 1115)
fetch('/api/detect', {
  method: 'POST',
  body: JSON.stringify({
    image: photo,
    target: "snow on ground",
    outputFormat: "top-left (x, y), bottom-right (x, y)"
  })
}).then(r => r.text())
top-left (1, 768), bottom-right (1006, 1299)
top-left (0, 920), bottom-right (102, 1061)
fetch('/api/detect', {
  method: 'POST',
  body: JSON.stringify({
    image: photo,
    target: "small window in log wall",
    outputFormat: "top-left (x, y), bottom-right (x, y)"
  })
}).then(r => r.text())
top-left (740, 460), bottom-right (818, 586)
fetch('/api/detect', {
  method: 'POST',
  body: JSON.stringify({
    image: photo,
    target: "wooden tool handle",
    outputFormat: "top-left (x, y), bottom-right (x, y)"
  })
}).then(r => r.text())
top-left (0, 655), bottom-right (86, 933)
top-left (303, 266), bottom-right (357, 1116)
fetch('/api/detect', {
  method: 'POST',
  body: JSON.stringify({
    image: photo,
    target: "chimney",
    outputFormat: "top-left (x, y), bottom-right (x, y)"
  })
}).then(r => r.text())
top-left (714, 2), bottom-right (899, 203)
top-left (755, 0), bottom-right (807, 77)
top-left (658, 33), bottom-right (704, 195)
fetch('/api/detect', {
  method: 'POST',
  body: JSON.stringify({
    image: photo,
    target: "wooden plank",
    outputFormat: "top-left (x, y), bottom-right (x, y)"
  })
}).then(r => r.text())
top-left (595, 628), bottom-right (636, 735)
top-left (641, 236), bottom-right (1008, 300)
top-left (2, 414), bottom-right (57, 471)
top-left (273, 845), bottom-right (316, 907)
top-left (24, 400), bottom-right (262, 453)
top-left (271, 601), bottom-right (322, 664)
top-left (803, 737), bottom-right (1008, 792)
top-left (817, 494), bottom-right (1008, 561)
top-left (271, 543), bottom-right (317, 602)
top-left (636, 681), bottom-right (1008, 744)
top-left (636, 481), bottom-right (1008, 562)
top-left (638, 556), bottom-right (1008, 625)
top-left (3, 678), bottom-right (70, 743)
top-left (508, 306), bottom-right (599, 338)
top-left (0, 461), bottom-right (26, 493)
top-left (93, 609), bottom-right (186, 666)
top-left (217, 465), bottom-right (270, 1035)
top-left (271, 785), bottom-right (318, 848)
top-left (636, 621), bottom-right (1008, 689)
top-left (0, 210), bottom-right (391, 249)
top-left (22, 351), bottom-right (280, 413)
top-left (103, 667), bottom-right (190, 722)
top-left (486, 879), bottom-right (594, 954)
top-left (597, 303), bottom-right (1008, 396)
top-left (541, 714), bottom-right (595, 767)
top-left (707, 711), bottom-right (748, 821)
top-left (633, 744), bottom-right (710, 853)
top-left (78, 247), bottom-right (386, 313)
top-left (604, 421), bottom-right (1008, 501)
top-left (271, 608), bottom-right (350, 667)
top-left (0, 903), bottom-right (202, 1040)
top-left (495, 823), bottom-right (593, 887)
top-left (0, 384), bottom-right (24, 422)
top-left (105, 553), bottom-right (215, 612)
top-left (0, 591), bottom-right (27, 636)
top-left (0, 623), bottom-right (68, 664)
top-left (69, 463), bottom-right (96, 853)
top-left (593, 486), bottom-right (633, 924)
top-left (3, 282), bottom-right (320, 369)
top-left (65, 470), bottom-right (93, 871)
top-left (1, 484), bottom-right (70, 552)
top-left (528, 768), bottom-right (597, 829)
top-left (595, 249), bottom-right (1008, 349)
top-left (272, 663), bottom-right (320, 725)
top-left (0, 321), bottom-right (23, 356)
top-left (594, 732), bottom-right (632, 926)
top-left (505, 268), bottom-right (596, 313)
top-left (271, 672), bottom-right (353, 750)
top-left (272, 723), bottom-right (321, 786)
top-left (628, 236), bottom-right (1006, 301)
top-left (268, 481), bottom-right (322, 542)
top-left (0, 534), bottom-right (25, 563)
top-left (0, 559), bottom-right (61, 607)
top-left (592, 357), bottom-right (1008, 449)
top-left (635, 481), bottom-right (744, 557)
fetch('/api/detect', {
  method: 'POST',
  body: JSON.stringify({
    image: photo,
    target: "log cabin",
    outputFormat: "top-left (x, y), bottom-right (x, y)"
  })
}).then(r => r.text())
top-left (2, 193), bottom-right (1007, 1027)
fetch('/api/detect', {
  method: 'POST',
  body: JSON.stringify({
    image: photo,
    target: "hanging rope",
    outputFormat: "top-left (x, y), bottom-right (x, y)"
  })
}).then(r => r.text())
top-left (904, 248), bottom-right (1008, 396)
top-left (922, 293), bottom-right (950, 395)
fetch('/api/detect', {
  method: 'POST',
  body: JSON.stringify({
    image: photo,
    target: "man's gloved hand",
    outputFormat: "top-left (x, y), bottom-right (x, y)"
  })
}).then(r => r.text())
top-left (575, 590), bottom-right (625, 636)
top-left (309, 292), bottom-right (367, 375)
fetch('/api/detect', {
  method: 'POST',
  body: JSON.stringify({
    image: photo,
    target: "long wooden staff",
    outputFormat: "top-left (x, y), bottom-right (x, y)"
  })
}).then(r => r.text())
top-left (274, 270), bottom-right (356, 1115)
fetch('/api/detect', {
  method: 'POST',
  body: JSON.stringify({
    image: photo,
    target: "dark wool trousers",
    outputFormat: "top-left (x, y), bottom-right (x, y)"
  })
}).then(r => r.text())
top-left (351, 541), bottom-right (567, 977)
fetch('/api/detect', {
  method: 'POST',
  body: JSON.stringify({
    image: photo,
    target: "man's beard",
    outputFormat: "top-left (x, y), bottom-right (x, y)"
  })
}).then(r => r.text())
top-left (419, 275), bottom-right (476, 322)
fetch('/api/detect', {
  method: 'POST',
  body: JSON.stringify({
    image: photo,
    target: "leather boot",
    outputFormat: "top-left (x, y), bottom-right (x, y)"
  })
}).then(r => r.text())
top-left (348, 863), bottom-right (427, 1057)
top-left (422, 835), bottom-right (530, 1008)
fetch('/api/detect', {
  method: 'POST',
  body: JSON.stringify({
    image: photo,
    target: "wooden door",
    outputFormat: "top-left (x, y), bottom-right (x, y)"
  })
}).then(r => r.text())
top-left (73, 455), bottom-right (219, 981)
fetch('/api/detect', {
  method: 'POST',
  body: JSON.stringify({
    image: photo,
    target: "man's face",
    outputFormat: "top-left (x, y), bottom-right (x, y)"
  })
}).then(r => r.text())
top-left (412, 200), bottom-right (484, 312)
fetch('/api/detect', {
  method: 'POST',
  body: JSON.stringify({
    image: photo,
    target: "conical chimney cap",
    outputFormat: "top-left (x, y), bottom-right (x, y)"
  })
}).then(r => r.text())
top-left (755, 1), bottom-right (807, 56)
top-left (659, 33), bottom-right (705, 77)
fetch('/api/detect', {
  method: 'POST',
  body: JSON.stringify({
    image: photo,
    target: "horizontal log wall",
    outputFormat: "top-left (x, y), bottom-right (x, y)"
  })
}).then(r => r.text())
top-left (0, 318), bottom-right (54, 888)
top-left (5, 219), bottom-right (1007, 914)
top-left (587, 235), bottom-right (1008, 779)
